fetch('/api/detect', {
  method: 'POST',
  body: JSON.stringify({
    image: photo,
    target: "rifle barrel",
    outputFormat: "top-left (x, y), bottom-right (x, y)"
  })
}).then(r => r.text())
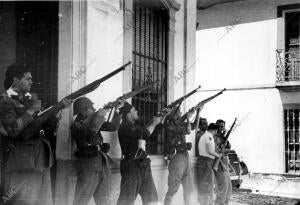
top-left (103, 80), bottom-right (158, 109)
top-left (20, 62), bottom-right (131, 140)
top-left (67, 61), bottom-right (131, 100)
top-left (169, 85), bottom-right (201, 107)
top-left (157, 85), bottom-right (201, 117)
top-left (180, 88), bottom-right (226, 120)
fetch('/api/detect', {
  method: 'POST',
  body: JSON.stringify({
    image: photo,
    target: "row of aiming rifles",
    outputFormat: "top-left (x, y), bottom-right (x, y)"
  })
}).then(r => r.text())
top-left (0, 61), bottom-right (232, 204)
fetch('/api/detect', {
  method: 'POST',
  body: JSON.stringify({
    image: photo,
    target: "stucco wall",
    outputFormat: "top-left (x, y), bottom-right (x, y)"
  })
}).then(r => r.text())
top-left (195, 0), bottom-right (300, 174)
top-left (86, 0), bottom-right (124, 109)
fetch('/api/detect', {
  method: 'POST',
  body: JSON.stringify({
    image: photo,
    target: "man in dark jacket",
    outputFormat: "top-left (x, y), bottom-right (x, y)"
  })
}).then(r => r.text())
top-left (71, 97), bottom-right (123, 205)
top-left (0, 63), bottom-right (71, 205)
top-left (116, 102), bottom-right (164, 205)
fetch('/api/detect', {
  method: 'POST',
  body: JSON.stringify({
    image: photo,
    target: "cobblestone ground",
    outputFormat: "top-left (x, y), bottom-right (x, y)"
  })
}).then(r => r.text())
top-left (230, 189), bottom-right (300, 205)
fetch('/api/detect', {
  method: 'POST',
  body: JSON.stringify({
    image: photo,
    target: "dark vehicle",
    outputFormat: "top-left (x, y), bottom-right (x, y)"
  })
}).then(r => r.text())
top-left (227, 150), bottom-right (249, 188)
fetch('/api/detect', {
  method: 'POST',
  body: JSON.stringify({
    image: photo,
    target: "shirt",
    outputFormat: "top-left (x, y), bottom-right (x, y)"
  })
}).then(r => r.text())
top-left (0, 91), bottom-right (55, 170)
top-left (0, 92), bottom-right (34, 138)
top-left (71, 111), bottom-right (120, 171)
top-left (195, 130), bottom-right (207, 156)
top-left (118, 121), bottom-right (150, 159)
top-left (198, 131), bottom-right (215, 159)
top-left (164, 120), bottom-right (190, 154)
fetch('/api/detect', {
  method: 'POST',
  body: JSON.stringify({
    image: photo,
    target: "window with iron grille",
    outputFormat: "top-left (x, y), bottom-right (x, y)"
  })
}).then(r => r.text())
top-left (132, 2), bottom-right (168, 155)
top-left (284, 106), bottom-right (300, 174)
top-left (277, 5), bottom-right (300, 82)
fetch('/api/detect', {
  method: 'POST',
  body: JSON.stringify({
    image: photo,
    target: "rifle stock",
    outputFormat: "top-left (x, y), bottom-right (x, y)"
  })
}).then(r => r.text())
top-left (156, 85), bottom-right (201, 117)
top-left (212, 117), bottom-right (237, 171)
top-left (20, 62), bottom-right (131, 140)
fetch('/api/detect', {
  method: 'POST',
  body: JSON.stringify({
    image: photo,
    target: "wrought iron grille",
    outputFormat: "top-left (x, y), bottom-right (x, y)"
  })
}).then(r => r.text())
top-left (132, 3), bottom-right (168, 154)
top-left (276, 11), bottom-right (300, 82)
top-left (284, 107), bottom-right (300, 174)
top-left (276, 49), bottom-right (300, 82)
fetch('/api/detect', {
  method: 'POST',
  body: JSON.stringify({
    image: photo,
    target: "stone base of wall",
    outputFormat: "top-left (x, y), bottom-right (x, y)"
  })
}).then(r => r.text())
top-left (53, 156), bottom-right (203, 205)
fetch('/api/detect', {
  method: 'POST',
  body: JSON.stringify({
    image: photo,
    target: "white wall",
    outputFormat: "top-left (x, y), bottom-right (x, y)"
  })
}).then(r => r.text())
top-left (195, 0), bottom-right (300, 174)
top-left (86, 0), bottom-right (124, 109)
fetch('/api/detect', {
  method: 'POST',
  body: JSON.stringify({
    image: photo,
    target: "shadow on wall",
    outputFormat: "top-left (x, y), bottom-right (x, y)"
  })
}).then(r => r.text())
top-left (196, 0), bottom-right (299, 30)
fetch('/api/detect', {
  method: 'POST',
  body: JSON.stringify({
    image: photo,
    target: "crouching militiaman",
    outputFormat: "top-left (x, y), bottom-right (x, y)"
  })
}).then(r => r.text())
top-left (71, 97), bottom-right (123, 205)
top-left (116, 102), bottom-right (166, 205)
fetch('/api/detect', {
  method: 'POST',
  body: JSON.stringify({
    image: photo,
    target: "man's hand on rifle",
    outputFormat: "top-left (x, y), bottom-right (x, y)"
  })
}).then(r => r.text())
top-left (115, 98), bottom-right (126, 111)
top-left (61, 98), bottom-right (73, 109)
top-left (27, 97), bottom-right (41, 116)
top-left (97, 108), bottom-right (110, 118)
top-left (153, 115), bottom-right (163, 125)
top-left (198, 104), bottom-right (204, 112)
top-left (161, 108), bottom-right (172, 124)
top-left (186, 109), bottom-right (195, 119)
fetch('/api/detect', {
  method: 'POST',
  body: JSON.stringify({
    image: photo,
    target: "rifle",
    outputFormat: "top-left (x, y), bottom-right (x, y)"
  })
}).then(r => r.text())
top-left (103, 80), bottom-right (158, 110)
top-left (213, 117), bottom-right (237, 171)
top-left (20, 62), bottom-right (131, 140)
top-left (179, 88), bottom-right (226, 121)
top-left (156, 85), bottom-right (201, 117)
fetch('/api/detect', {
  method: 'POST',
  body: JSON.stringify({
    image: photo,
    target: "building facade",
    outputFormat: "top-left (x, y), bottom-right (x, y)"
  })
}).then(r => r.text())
top-left (196, 0), bottom-right (300, 175)
top-left (1, 0), bottom-right (299, 204)
top-left (0, 0), bottom-right (200, 204)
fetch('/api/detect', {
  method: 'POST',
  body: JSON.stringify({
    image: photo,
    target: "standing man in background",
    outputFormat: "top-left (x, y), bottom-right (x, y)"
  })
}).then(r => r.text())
top-left (195, 117), bottom-right (208, 157)
top-left (214, 119), bottom-right (232, 205)
top-left (196, 123), bottom-right (220, 205)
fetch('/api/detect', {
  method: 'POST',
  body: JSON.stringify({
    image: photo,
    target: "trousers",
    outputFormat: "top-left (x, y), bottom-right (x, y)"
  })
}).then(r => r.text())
top-left (164, 152), bottom-right (193, 205)
top-left (214, 167), bottom-right (232, 205)
top-left (195, 156), bottom-right (214, 205)
top-left (4, 169), bottom-right (52, 205)
top-left (73, 167), bottom-right (111, 205)
top-left (117, 158), bottom-right (157, 205)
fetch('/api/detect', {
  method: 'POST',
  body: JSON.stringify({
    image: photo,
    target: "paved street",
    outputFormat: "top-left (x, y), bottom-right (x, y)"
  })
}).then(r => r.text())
top-left (230, 189), bottom-right (300, 205)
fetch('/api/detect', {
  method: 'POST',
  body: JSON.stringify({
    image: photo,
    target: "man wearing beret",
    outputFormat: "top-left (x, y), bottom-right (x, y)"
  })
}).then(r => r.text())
top-left (116, 102), bottom-right (165, 205)
top-left (71, 97), bottom-right (123, 205)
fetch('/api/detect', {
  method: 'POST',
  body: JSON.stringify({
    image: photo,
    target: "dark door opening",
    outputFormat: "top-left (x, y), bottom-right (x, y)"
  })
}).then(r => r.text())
top-left (15, 1), bottom-right (58, 107)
